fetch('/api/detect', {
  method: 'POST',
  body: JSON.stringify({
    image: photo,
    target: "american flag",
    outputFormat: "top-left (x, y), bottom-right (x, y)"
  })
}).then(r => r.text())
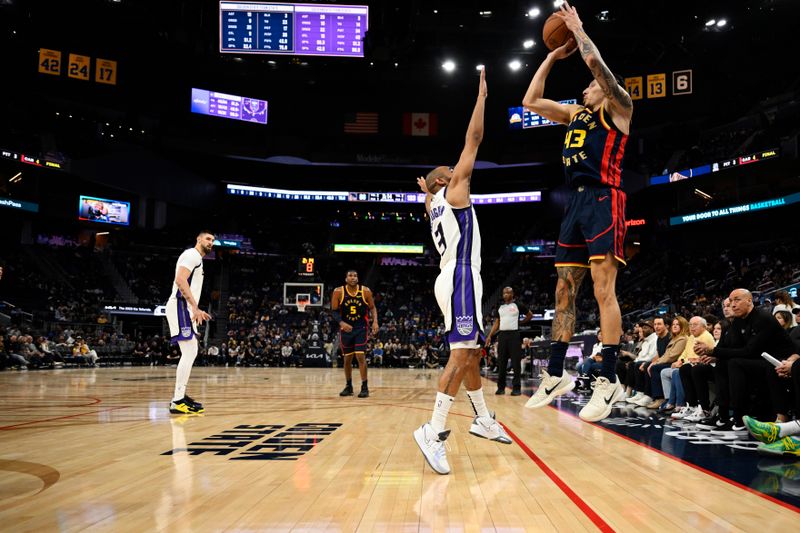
top-left (344, 112), bottom-right (379, 134)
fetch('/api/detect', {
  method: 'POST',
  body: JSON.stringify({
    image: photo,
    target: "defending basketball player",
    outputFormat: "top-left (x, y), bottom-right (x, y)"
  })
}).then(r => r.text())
top-left (167, 231), bottom-right (214, 414)
top-left (521, 0), bottom-right (633, 422)
top-left (331, 270), bottom-right (378, 398)
top-left (413, 67), bottom-right (511, 476)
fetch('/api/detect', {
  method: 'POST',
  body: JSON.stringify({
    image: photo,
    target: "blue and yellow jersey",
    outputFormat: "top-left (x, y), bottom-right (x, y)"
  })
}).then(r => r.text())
top-left (339, 285), bottom-right (369, 330)
top-left (562, 104), bottom-right (628, 189)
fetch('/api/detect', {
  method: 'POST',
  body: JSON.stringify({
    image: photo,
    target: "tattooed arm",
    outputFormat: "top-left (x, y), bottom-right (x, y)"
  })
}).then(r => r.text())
top-left (556, 2), bottom-right (632, 121)
top-left (552, 266), bottom-right (588, 342)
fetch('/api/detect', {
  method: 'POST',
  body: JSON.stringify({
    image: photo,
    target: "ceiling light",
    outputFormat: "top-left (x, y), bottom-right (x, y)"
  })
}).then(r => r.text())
top-left (694, 188), bottom-right (712, 201)
top-left (442, 60), bottom-right (456, 72)
top-left (9, 172), bottom-right (22, 183)
top-left (523, 39), bottom-right (535, 49)
top-left (479, 11), bottom-right (492, 17)
top-left (716, 19), bottom-right (727, 27)
top-left (705, 19), bottom-right (716, 27)
top-left (508, 59), bottom-right (522, 71)
top-left (528, 7), bottom-right (541, 18)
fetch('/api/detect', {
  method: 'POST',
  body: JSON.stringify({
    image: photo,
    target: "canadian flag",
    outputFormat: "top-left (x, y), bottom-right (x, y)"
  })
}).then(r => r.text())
top-left (403, 112), bottom-right (438, 136)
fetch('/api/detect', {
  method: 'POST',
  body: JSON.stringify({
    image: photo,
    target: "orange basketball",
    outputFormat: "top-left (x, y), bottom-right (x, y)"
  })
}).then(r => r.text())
top-left (543, 13), bottom-right (573, 51)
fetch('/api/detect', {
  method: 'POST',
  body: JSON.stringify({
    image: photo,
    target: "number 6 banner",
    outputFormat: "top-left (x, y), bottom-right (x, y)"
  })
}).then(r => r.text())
top-left (672, 70), bottom-right (693, 96)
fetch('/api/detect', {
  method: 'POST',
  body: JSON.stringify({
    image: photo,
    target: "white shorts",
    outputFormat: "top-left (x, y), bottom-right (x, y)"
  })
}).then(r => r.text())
top-left (434, 261), bottom-right (484, 349)
top-left (166, 298), bottom-right (198, 344)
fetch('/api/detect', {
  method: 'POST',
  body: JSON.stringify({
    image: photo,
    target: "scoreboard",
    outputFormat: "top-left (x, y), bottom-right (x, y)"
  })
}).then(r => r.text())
top-left (298, 257), bottom-right (315, 277)
top-left (219, 2), bottom-right (368, 57)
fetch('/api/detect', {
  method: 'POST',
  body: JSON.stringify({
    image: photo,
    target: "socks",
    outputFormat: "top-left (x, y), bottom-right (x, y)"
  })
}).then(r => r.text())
top-left (431, 391), bottom-right (454, 432)
top-left (466, 388), bottom-right (491, 418)
top-left (778, 420), bottom-right (800, 438)
top-left (172, 339), bottom-right (198, 402)
top-left (600, 344), bottom-right (619, 382)
top-left (547, 341), bottom-right (569, 377)
top-left (361, 380), bottom-right (368, 389)
top-left (346, 379), bottom-right (352, 387)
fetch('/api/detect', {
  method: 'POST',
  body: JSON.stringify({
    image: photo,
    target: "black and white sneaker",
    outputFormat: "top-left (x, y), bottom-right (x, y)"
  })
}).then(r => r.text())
top-left (696, 415), bottom-right (726, 431)
top-left (709, 419), bottom-right (749, 438)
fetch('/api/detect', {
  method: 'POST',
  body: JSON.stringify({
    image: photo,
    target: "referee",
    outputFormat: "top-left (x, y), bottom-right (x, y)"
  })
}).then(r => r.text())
top-left (485, 287), bottom-right (533, 396)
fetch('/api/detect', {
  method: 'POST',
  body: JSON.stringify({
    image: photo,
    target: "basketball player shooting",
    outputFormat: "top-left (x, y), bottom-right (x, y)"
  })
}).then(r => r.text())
top-left (413, 67), bottom-right (511, 476)
top-left (522, 0), bottom-right (633, 422)
top-left (331, 270), bottom-right (379, 398)
top-left (167, 231), bottom-right (214, 414)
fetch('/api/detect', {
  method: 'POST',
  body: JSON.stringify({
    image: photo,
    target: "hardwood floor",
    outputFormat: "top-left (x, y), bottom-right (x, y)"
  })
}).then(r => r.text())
top-left (0, 366), bottom-right (797, 531)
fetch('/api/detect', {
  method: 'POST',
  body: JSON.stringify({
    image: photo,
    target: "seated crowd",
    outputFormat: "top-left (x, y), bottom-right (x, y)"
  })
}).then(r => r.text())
top-left (573, 288), bottom-right (800, 454)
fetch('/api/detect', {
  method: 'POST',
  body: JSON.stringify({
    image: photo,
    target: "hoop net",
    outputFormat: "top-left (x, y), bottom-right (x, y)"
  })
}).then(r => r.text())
top-left (296, 293), bottom-right (310, 313)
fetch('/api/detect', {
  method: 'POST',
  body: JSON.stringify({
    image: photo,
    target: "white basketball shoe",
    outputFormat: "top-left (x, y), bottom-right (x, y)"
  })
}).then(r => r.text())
top-left (469, 412), bottom-right (512, 444)
top-left (525, 370), bottom-right (575, 409)
top-left (579, 377), bottom-right (625, 422)
top-left (413, 423), bottom-right (451, 475)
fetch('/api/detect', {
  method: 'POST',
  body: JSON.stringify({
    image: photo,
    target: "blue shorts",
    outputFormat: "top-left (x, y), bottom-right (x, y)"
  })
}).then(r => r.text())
top-left (555, 185), bottom-right (627, 268)
top-left (340, 328), bottom-right (368, 355)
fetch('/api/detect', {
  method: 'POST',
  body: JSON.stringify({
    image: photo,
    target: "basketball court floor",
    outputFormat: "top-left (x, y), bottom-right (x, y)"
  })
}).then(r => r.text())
top-left (1, 367), bottom-right (798, 531)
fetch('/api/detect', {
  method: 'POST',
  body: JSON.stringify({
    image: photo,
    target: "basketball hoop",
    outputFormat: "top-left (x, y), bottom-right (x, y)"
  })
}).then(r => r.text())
top-left (296, 293), bottom-right (310, 313)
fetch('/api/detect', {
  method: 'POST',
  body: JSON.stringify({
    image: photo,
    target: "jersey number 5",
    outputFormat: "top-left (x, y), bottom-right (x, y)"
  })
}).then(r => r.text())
top-left (434, 222), bottom-right (447, 254)
top-left (349, 305), bottom-right (357, 315)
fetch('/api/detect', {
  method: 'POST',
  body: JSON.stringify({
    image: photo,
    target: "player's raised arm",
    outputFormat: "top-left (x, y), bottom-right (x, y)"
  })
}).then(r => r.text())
top-left (557, 1), bottom-right (632, 116)
top-left (522, 39), bottom-right (581, 124)
top-left (448, 67), bottom-right (487, 203)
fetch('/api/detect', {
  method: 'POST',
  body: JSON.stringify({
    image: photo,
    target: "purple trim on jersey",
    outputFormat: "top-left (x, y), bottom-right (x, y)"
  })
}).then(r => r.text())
top-left (447, 208), bottom-right (484, 346)
top-left (171, 297), bottom-right (195, 344)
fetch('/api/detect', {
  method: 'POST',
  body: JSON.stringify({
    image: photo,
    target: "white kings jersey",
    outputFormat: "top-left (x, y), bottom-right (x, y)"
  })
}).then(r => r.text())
top-left (429, 188), bottom-right (482, 270)
top-left (168, 248), bottom-right (204, 304)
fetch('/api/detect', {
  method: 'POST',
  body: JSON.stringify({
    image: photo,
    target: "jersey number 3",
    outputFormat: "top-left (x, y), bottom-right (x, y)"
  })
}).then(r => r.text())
top-left (434, 222), bottom-right (447, 254)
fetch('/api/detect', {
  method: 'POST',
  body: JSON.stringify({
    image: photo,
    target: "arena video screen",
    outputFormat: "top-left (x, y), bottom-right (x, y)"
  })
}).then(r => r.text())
top-left (508, 99), bottom-right (577, 129)
top-left (78, 196), bottom-right (130, 226)
top-left (220, 2), bottom-right (368, 57)
top-left (191, 88), bottom-right (268, 124)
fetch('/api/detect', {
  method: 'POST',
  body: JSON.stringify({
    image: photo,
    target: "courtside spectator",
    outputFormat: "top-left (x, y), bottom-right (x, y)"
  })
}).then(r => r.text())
top-left (694, 289), bottom-right (798, 431)
top-left (641, 317), bottom-right (689, 409)
top-left (773, 290), bottom-right (799, 327)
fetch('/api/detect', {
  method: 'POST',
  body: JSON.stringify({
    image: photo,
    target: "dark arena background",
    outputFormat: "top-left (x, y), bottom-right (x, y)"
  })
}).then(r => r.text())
top-left (1, 1), bottom-right (800, 531)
